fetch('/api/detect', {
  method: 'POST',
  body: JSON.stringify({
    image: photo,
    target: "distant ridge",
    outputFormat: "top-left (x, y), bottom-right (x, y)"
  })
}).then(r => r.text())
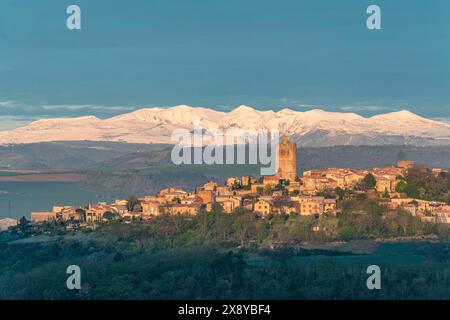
top-left (0, 105), bottom-right (449, 146)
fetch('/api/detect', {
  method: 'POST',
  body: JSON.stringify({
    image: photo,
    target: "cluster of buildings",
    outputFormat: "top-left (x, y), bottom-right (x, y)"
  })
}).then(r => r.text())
top-left (300, 160), bottom-right (415, 195)
top-left (385, 198), bottom-right (450, 224)
top-left (28, 137), bottom-right (336, 224)
top-left (31, 202), bottom-right (128, 224)
top-left (0, 217), bottom-right (17, 232)
top-left (14, 138), bottom-right (449, 227)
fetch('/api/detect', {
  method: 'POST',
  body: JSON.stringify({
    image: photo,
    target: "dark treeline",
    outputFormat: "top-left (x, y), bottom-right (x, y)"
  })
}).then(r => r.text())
top-left (0, 240), bottom-right (448, 299)
top-left (0, 200), bottom-right (449, 300)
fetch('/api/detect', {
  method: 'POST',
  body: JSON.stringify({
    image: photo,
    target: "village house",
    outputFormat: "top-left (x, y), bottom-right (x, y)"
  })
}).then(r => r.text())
top-left (216, 185), bottom-right (234, 196)
top-left (31, 211), bottom-right (58, 223)
top-left (88, 203), bottom-right (120, 218)
top-left (159, 187), bottom-right (187, 195)
top-left (300, 199), bottom-right (323, 215)
top-left (285, 180), bottom-right (301, 194)
top-left (113, 199), bottom-right (128, 206)
top-left (141, 200), bottom-right (164, 217)
top-left (0, 218), bottom-right (18, 231)
top-left (389, 197), bottom-right (448, 220)
top-left (250, 183), bottom-right (265, 194)
top-left (169, 203), bottom-right (202, 215)
top-left (416, 200), bottom-right (444, 214)
top-left (243, 198), bottom-right (254, 211)
top-left (294, 196), bottom-right (336, 215)
top-left (431, 167), bottom-right (448, 177)
top-left (202, 181), bottom-right (218, 192)
top-left (31, 205), bottom-right (83, 223)
top-left (323, 198), bottom-right (337, 213)
top-left (181, 195), bottom-right (203, 205)
top-left (226, 177), bottom-right (241, 187)
top-left (303, 168), bottom-right (367, 190)
top-left (279, 201), bottom-right (300, 215)
top-left (234, 189), bottom-right (253, 197)
top-left (109, 204), bottom-right (128, 215)
top-left (84, 209), bottom-right (101, 223)
top-left (241, 175), bottom-right (257, 187)
top-left (434, 208), bottom-right (450, 224)
top-left (196, 189), bottom-right (214, 204)
top-left (262, 176), bottom-right (279, 187)
top-left (61, 206), bottom-right (83, 221)
top-left (162, 191), bottom-right (188, 202)
top-left (215, 196), bottom-right (242, 213)
top-left (401, 204), bottom-right (418, 216)
top-left (140, 195), bottom-right (167, 204)
top-left (396, 160), bottom-right (415, 171)
top-left (300, 175), bottom-right (337, 194)
top-left (390, 198), bottom-right (415, 207)
top-left (272, 190), bottom-right (283, 197)
top-left (375, 176), bottom-right (394, 193)
top-left (343, 172), bottom-right (367, 187)
top-left (254, 199), bottom-right (272, 216)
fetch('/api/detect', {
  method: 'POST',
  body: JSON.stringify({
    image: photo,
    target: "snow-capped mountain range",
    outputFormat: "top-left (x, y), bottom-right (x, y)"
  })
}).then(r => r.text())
top-left (0, 105), bottom-right (449, 146)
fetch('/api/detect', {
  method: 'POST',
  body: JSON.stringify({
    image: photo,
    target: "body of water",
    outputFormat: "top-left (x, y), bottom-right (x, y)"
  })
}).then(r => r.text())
top-left (248, 242), bottom-right (449, 267)
top-left (0, 182), bottom-right (114, 219)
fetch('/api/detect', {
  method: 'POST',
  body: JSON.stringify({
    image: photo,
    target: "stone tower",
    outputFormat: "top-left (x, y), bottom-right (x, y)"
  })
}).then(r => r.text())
top-left (276, 136), bottom-right (297, 181)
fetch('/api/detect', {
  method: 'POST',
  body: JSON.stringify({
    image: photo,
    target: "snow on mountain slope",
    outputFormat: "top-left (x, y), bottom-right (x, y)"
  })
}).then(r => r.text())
top-left (0, 105), bottom-right (449, 146)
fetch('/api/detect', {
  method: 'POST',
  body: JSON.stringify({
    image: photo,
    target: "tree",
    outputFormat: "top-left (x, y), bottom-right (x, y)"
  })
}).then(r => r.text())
top-left (242, 180), bottom-right (252, 190)
top-left (405, 184), bottom-right (420, 198)
top-left (173, 197), bottom-right (181, 204)
top-left (76, 208), bottom-right (86, 222)
top-left (126, 196), bottom-right (140, 211)
top-left (232, 208), bottom-right (257, 246)
top-left (356, 193), bottom-right (367, 201)
top-left (210, 202), bottom-right (223, 214)
top-left (335, 187), bottom-right (345, 200)
top-left (316, 189), bottom-right (336, 199)
top-left (18, 216), bottom-right (29, 233)
top-left (404, 167), bottom-right (450, 201)
top-left (363, 174), bottom-right (377, 190)
top-left (103, 211), bottom-right (118, 221)
top-left (264, 185), bottom-right (272, 195)
top-left (395, 180), bottom-right (408, 193)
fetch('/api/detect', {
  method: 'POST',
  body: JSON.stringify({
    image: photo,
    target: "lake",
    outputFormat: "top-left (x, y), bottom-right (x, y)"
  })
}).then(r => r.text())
top-left (0, 182), bottom-right (114, 219)
top-left (248, 241), bottom-right (449, 267)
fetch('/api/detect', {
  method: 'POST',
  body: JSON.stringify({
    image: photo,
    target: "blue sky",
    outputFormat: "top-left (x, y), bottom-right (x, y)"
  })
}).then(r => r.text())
top-left (0, 0), bottom-right (449, 129)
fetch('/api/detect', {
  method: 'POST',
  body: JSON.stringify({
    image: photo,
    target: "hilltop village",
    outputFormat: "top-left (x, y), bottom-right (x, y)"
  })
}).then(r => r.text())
top-left (1, 137), bottom-right (449, 234)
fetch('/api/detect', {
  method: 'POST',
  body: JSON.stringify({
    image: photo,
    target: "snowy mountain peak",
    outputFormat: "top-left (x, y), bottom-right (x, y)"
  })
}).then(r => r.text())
top-left (29, 115), bottom-right (100, 125)
top-left (229, 105), bottom-right (257, 114)
top-left (0, 105), bottom-right (449, 146)
top-left (277, 108), bottom-right (296, 114)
